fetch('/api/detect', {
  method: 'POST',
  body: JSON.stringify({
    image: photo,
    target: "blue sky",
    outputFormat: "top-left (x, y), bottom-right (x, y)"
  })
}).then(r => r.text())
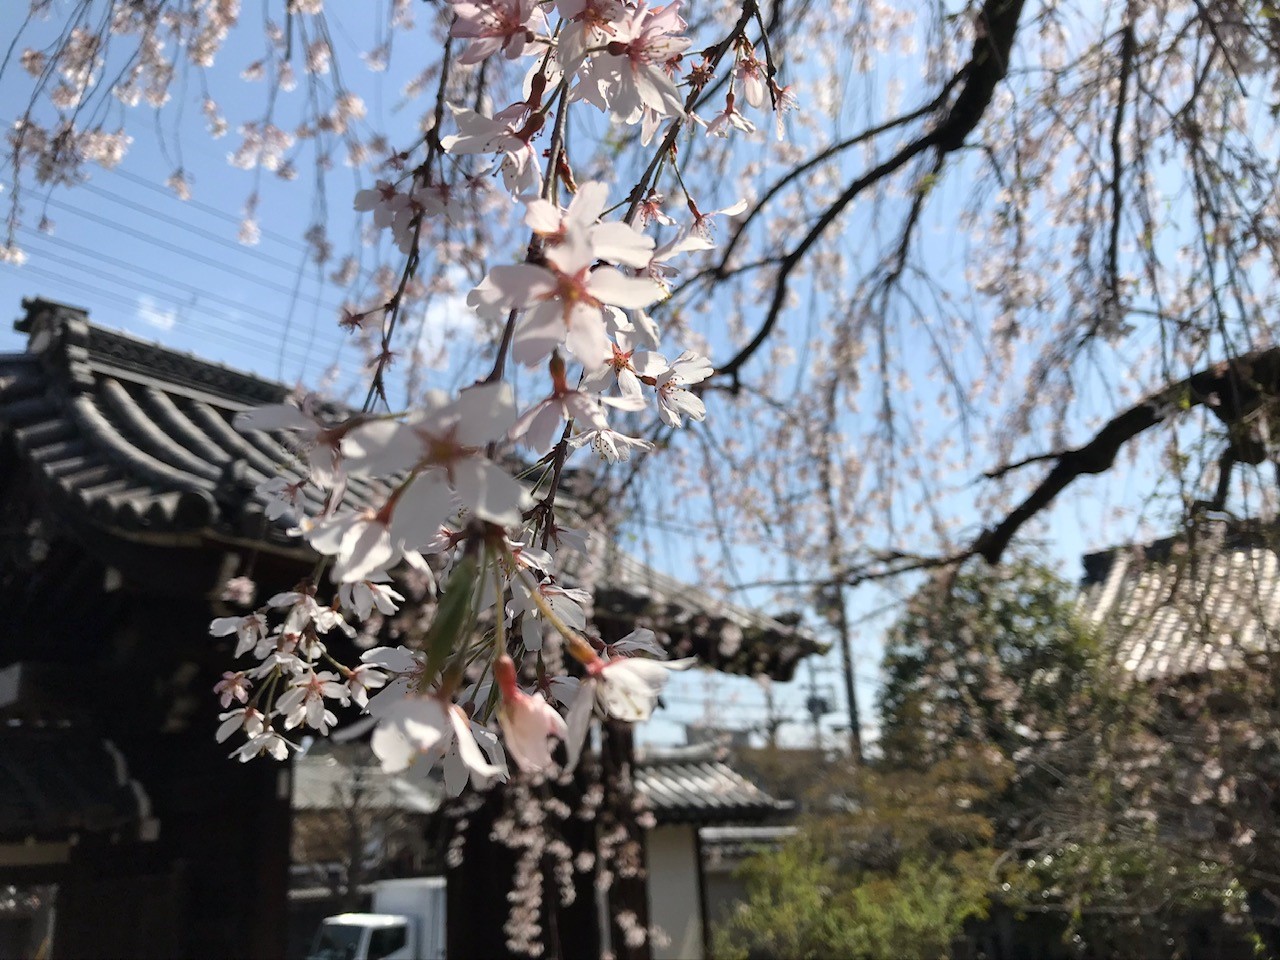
top-left (0, 5), bottom-right (1179, 753)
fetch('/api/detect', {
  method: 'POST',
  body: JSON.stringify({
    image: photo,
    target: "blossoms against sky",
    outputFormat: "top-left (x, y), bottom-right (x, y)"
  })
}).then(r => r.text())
top-left (201, 0), bottom-right (782, 793)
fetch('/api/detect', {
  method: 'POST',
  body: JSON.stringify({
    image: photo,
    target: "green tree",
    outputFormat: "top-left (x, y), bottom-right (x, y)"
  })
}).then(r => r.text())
top-left (876, 555), bottom-right (1263, 958)
top-left (877, 558), bottom-right (1097, 772)
top-left (714, 760), bottom-right (999, 960)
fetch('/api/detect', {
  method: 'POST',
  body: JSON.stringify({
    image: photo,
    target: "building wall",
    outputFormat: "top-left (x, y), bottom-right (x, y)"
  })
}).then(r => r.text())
top-left (645, 825), bottom-right (703, 960)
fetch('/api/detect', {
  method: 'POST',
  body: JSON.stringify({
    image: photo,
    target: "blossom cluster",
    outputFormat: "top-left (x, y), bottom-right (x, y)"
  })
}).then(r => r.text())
top-left (207, 0), bottom-right (786, 792)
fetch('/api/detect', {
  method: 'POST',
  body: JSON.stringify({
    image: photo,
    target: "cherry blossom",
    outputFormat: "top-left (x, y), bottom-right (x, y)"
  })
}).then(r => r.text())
top-left (589, 654), bottom-right (696, 721)
top-left (555, 0), bottom-right (627, 74)
top-left (352, 179), bottom-right (404, 229)
top-left (220, 576), bottom-right (257, 606)
top-left (256, 474), bottom-right (307, 521)
top-left (603, 627), bottom-right (667, 659)
top-left (345, 664), bottom-right (389, 710)
top-left (213, 671), bottom-right (252, 708)
top-left (448, 0), bottom-right (548, 65)
top-left (235, 400), bottom-right (351, 489)
top-left (216, 707), bottom-right (265, 744)
top-left (371, 694), bottom-right (507, 790)
top-left (209, 613), bottom-right (269, 659)
top-left (734, 49), bottom-right (768, 109)
top-left (687, 197), bottom-right (748, 239)
top-left (576, 2), bottom-right (691, 122)
top-left (362, 646), bottom-right (427, 714)
top-left (568, 426), bottom-right (655, 462)
top-left (654, 351), bottom-right (713, 426)
top-left (278, 669), bottom-right (348, 734)
top-left (439, 107), bottom-right (542, 195)
top-left (232, 728), bottom-right (297, 763)
top-left (705, 93), bottom-right (756, 138)
top-left (523, 181), bottom-right (655, 269)
top-left (510, 354), bottom-right (647, 452)
top-left (563, 655), bottom-right (696, 768)
top-left (508, 577), bottom-right (592, 651)
top-left (580, 331), bottom-right (666, 396)
top-left (338, 576), bottom-right (405, 621)
top-left (495, 655), bottom-right (568, 773)
top-left (487, 228), bottom-right (664, 368)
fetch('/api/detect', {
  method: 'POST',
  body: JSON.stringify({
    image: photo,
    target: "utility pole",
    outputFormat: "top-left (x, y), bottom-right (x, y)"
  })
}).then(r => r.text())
top-left (761, 681), bottom-right (782, 750)
top-left (804, 662), bottom-right (835, 752)
top-left (816, 382), bottom-right (865, 765)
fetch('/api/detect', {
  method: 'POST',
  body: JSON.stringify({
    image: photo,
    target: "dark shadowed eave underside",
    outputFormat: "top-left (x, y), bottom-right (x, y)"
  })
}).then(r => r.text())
top-left (0, 722), bottom-right (156, 843)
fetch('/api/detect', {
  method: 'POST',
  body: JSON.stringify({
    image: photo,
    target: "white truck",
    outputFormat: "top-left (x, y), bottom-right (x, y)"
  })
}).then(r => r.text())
top-left (306, 877), bottom-right (447, 960)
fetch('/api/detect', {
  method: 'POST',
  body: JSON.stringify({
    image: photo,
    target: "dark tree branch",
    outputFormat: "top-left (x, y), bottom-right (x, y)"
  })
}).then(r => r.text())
top-left (973, 347), bottom-right (1280, 564)
top-left (712, 0), bottom-right (1029, 385)
top-left (1105, 23), bottom-right (1136, 307)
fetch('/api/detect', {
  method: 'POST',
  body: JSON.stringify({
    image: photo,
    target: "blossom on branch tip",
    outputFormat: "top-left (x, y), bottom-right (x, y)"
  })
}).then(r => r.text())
top-left (576, 2), bottom-right (691, 122)
top-left (562, 654), bottom-right (695, 769)
top-left (362, 645), bottom-right (427, 714)
top-left (604, 627), bottom-right (667, 659)
top-left (338, 576), bottom-right (405, 620)
top-left (568, 426), bottom-right (655, 462)
top-left (278, 669), bottom-right (347, 734)
top-left (352, 179), bottom-right (405, 229)
top-left (508, 576), bottom-right (591, 651)
top-left (440, 106), bottom-right (542, 195)
top-left (447, 0), bottom-right (548, 64)
top-left (232, 727), bottom-right (297, 762)
top-left (210, 613), bottom-right (270, 658)
top-left (580, 331), bottom-right (666, 396)
top-left (235, 399), bottom-right (350, 490)
top-left (371, 694), bottom-right (507, 793)
top-left (345, 664), bottom-right (389, 709)
top-left (495, 655), bottom-right (568, 773)
top-left (213, 671), bottom-right (252, 708)
top-left (488, 229), bottom-right (664, 369)
top-left (654, 350), bottom-right (713, 426)
top-left (510, 355), bottom-right (647, 452)
top-left (555, 0), bottom-right (627, 74)
top-left (216, 706), bottom-right (265, 744)
top-left (523, 181), bottom-right (655, 269)
top-left (312, 385), bottom-right (530, 582)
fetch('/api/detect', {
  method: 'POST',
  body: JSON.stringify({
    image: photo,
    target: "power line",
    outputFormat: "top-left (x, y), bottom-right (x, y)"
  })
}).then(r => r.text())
top-left (106, 166), bottom-right (316, 254)
top-left (3, 261), bottom-right (362, 379)
top-left (77, 177), bottom-right (383, 291)
top-left (17, 228), bottom-right (351, 354)
top-left (75, 179), bottom-right (331, 276)
top-left (12, 239), bottom-right (353, 366)
top-left (6, 189), bottom-right (350, 314)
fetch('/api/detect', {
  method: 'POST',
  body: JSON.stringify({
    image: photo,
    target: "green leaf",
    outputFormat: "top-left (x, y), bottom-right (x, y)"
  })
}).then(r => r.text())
top-left (423, 554), bottom-right (479, 682)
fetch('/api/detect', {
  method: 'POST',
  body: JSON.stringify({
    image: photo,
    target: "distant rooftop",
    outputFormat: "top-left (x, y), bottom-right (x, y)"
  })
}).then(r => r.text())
top-left (1077, 520), bottom-right (1280, 680)
top-left (292, 748), bottom-right (441, 816)
top-left (635, 744), bottom-right (792, 825)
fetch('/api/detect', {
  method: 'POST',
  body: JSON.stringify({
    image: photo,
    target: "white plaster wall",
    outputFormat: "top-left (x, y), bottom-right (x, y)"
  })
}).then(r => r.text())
top-left (646, 825), bottom-right (703, 960)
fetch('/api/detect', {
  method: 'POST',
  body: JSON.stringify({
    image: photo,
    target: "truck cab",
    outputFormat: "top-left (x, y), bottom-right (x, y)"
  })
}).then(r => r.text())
top-left (307, 877), bottom-right (446, 960)
top-left (307, 913), bottom-right (413, 960)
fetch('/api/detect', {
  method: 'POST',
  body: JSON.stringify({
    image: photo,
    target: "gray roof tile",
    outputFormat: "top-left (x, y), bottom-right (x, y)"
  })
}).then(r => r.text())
top-left (635, 746), bottom-right (790, 825)
top-left (1078, 522), bottom-right (1280, 680)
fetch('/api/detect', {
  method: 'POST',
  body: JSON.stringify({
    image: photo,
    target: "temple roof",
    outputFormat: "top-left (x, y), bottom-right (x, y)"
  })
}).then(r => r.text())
top-left (635, 744), bottom-right (791, 825)
top-left (0, 297), bottom-right (821, 679)
top-left (1077, 521), bottom-right (1280, 680)
top-left (0, 297), bottom-right (333, 551)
